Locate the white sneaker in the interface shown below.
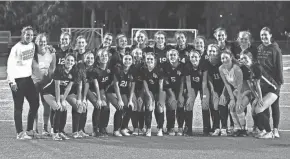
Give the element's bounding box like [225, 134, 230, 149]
[42, 129, 50, 136]
[59, 132, 70, 140]
[220, 129, 227, 136]
[146, 129, 152, 137]
[132, 128, 139, 136]
[51, 128, 54, 135]
[273, 128, 280, 138]
[212, 129, 220, 136]
[17, 131, 32, 140]
[113, 131, 123, 137]
[255, 130, 266, 138]
[121, 129, 131, 136]
[168, 129, 176, 136]
[176, 128, 183, 136]
[73, 132, 82, 139]
[52, 133, 62, 141]
[157, 128, 163, 137]
[79, 130, 90, 137]
[26, 130, 39, 138]
[139, 128, 146, 136]
[259, 132, 274, 139]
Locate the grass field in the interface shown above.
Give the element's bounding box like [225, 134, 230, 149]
[0, 56, 290, 159]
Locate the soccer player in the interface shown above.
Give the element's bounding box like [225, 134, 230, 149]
[219, 49, 249, 137]
[110, 34, 131, 68]
[240, 50, 279, 139]
[106, 54, 136, 137]
[7, 26, 39, 139]
[174, 31, 194, 64]
[235, 31, 257, 61]
[132, 30, 149, 51]
[32, 33, 56, 135]
[55, 32, 74, 67]
[42, 53, 77, 140]
[142, 52, 166, 136]
[163, 49, 185, 136]
[183, 50, 203, 136]
[74, 35, 93, 63]
[257, 27, 283, 138]
[206, 44, 225, 136]
[96, 33, 115, 56]
[87, 48, 112, 137]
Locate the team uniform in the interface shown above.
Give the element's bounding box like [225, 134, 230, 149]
[55, 45, 74, 67]
[146, 44, 173, 69]
[175, 44, 194, 64]
[162, 62, 185, 134]
[109, 47, 131, 69]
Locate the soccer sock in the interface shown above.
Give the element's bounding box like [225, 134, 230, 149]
[145, 110, 152, 129]
[219, 105, 228, 129]
[256, 112, 266, 131]
[53, 110, 61, 133]
[252, 115, 258, 128]
[202, 110, 211, 133]
[271, 98, 280, 129]
[229, 112, 234, 127]
[185, 111, 193, 132]
[177, 107, 185, 128]
[79, 112, 87, 132]
[131, 111, 138, 129]
[60, 110, 67, 133]
[50, 109, 55, 129]
[102, 107, 110, 128]
[114, 110, 123, 131]
[230, 112, 241, 130]
[212, 109, 220, 130]
[121, 108, 131, 130]
[72, 110, 80, 133]
[157, 112, 164, 129]
[92, 108, 101, 132]
[237, 112, 246, 129]
[138, 112, 145, 129]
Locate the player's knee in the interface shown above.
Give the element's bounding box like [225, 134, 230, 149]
[167, 100, 177, 110]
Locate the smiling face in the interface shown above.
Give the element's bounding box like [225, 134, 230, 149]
[215, 30, 227, 43]
[155, 34, 166, 46]
[207, 45, 219, 65]
[175, 33, 186, 46]
[22, 30, 34, 44]
[194, 37, 205, 51]
[60, 33, 70, 47]
[77, 38, 87, 50]
[118, 36, 127, 49]
[103, 34, 113, 47]
[238, 32, 250, 48]
[136, 32, 147, 45]
[189, 51, 200, 67]
[98, 50, 109, 64]
[167, 49, 179, 64]
[84, 53, 95, 66]
[123, 55, 133, 67]
[260, 29, 272, 45]
[65, 55, 75, 70]
[132, 48, 143, 61]
[145, 54, 155, 69]
[240, 53, 253, 67]
[221, 52, 232, 66]
[38, 36, 47, 51]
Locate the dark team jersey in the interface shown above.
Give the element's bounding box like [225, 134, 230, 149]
[107, 65, 135, 94]
[43, 66, 77, 96]
[207, 62, 224, 94]
[233, 45, 258, 61]
[163, 62, 184, 90]
[88, 65, 113, 91]
[183, 62, 203, 91]
[142, 66, 164, 93]
[146, 44, 173, 67]
[175, 44, 194, 64]
[132, 62, 145, 91]
[199, 51, 210, 72]
[74, 49, 93, 64]
[55, 45, 74, 67]
[109, 47, 131, 69]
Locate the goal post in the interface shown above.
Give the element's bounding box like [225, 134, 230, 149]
[61, 28, 103, 50]
[131, 28, 198, 46]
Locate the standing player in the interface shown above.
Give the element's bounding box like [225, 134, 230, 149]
[32, 33, 56, 135]
[42, 53, 77, 140]
[106, 54, 136, 137]
[96, 33, 115, 56]
[142, 52, 166, 136]
[132, 30, 149, 51]
[163, 49, 185, 136]
[235, 31, 257, 61]
[183, 50, 204, 136]
[174, 31, 194, 64]
[7, 26, 39, 139]
[110, 34, 131, 68]
[257, 27, 283, 138]
[74, 35, 93, 63]
[55, 32, 74, 67]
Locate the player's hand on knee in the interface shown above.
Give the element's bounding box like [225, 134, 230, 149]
[76, 99, 82, 107]
[118, 99, 124, 110]
[96, 99, 102, 109]
[228, 99, 235, 109]
[178, 95, 184, 106]
[128, 100, 134, 110]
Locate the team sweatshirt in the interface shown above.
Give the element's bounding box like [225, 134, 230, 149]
[7, 42, 35, 84]
[257, 42, 284, 85]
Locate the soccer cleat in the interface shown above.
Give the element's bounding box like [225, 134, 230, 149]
[239, 129, 248, 137]
[17, 131, 32, 140]
[52, 133, 63, 141]
[146, 128, 152, 137]
[26, 130, 39, 138]
[121, 129, 131, 136]
[251, 127, 259, 136]
[220, 129, 227, 136]
[157, 128, 163, 137]
[232, 130, 241, 137]
[72, 132, 82, 139]
[259, 132, 274, 139]
[212, 129, 221, 136]
[273, 128, 280, 138]
[227, 126, 234, 135]
[100, 128, 109, 137]
[168, 128, 176, 136]
[59, 132, 70, 140]
[176, 128, 183, 136]
[79, 130, 90, 137]
[132, 128, 139, 136]
[113, 131, 123, 137]
[42, 129, 50, 136]
[255, 130, 266, 138]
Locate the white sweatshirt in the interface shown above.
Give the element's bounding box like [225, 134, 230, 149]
[7, 42, 35, 84]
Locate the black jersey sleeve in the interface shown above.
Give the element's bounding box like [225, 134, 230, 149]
[183, 62, 191, 76]
[251, 63, 262, 80]
[53, 66, 63, 80]
[241, 65, 251, 80]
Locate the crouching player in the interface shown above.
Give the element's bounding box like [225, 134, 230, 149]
[163, 49, 185, 136]
[142, 52, 166, 136]
[183, 50, 203, 136]
[42, 53, 78, 140]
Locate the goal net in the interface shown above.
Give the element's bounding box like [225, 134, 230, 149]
[131, 28, 198, 47]
[61, 28, 103, 50]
